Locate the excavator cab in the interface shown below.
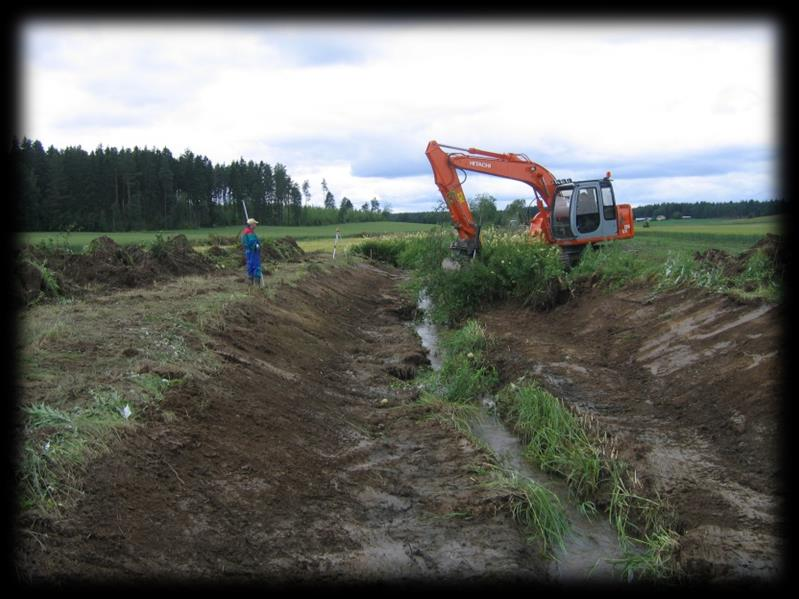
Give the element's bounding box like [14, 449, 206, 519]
[550, 175, 634, 266]
[552, 177, 619, 241]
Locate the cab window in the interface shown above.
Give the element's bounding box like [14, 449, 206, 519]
[601, 184, 616, 220]
[552, 188, 572, 237]
[575, 188, 599, 234]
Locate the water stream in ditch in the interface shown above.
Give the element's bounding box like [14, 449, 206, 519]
[414, 292, 628, 582]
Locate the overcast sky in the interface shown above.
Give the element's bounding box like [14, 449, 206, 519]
[18, 18, 778, 212]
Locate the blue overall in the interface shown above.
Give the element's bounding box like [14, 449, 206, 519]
[241, 226, 262, 281]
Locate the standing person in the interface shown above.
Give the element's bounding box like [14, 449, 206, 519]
[241, 218, 263, 286]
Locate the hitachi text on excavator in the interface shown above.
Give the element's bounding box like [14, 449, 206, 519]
[425, 141, 635, 266]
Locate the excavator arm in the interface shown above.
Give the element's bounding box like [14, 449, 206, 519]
[425, 141, 560, 252]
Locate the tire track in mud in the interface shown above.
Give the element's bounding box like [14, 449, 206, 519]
[17, 263, 547, 586]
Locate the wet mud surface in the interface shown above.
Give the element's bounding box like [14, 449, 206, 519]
[478, 283, 785, 583]
[15, 263, 548, 587]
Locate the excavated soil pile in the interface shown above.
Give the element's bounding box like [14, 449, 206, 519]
[14, 235, 214, 304]
[16, 263, 547, 586]
[260, 236, 305, 262]
[13, 235, 305, 306]
[479, 280, 784, 583]
[693, 233, 786, 283]
[205, 236, 304, 265]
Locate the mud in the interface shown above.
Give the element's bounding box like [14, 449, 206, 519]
[478, 282, 785, 583]
[414, 293, 628, 581]
[15, 262, 549, 587]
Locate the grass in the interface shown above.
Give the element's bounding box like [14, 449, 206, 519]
[412, 319, 571, 558]
[19, 392, 134, 514]
[352, 227, 566, 326]
[412, 311, 681, 578]
[495, 377, 681, 580]
[16, 255, 364, 516]
[19, 221, 437, 253]
[570, 235, 782, 303]
[496, 381, 602, 502]
[481, 463, 571, 557]
[348, 216, 784, 306]
[431, 319, 499, 403]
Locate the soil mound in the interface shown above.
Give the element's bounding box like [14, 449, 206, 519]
[14, 235, 215, 305]
[261, 236, 304, 262]
[150, 234, 213, 276]
[693, 233, 785, 280]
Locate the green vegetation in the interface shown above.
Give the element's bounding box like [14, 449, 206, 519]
[409, 311, 681, 576]
[413, 318, 571, 558]
[12, 137, 394, 232]
[23, 257, 62, 302]
[435, 320, 499, 403]
[388, 198, 784, 227]
[353, 216, 782, 322]
[496, 381, 602, 502]
[496, 379, 680, 579]
[16, 259, 333, 516]
[352, 228, 565, 325]
[20, 389, 137, 514]
[572, 234, 782, 303]
[482, 463, 571, 557]
[20, 221, 436, 254]
[631, 215, 782, 258]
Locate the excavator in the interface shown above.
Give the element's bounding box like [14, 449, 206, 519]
[425, 141, 634, 266]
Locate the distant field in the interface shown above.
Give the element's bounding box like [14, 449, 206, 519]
[629, 215, 783, 257]
[18, 221, 438, 253]
[18, 216, 783, 258]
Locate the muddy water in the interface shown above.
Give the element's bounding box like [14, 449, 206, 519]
[414, 293, 628, 582]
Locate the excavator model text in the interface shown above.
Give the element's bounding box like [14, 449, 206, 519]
[425, 141, 634, 265]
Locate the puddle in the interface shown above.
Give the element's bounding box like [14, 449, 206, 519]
[414, 292, 628, 582]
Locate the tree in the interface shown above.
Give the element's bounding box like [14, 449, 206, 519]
[503, 198, 529, 226]
[338, 196, 353, 222]
[470, 193, 498, 225]
[324, 191, 336, 210]
[370, 197, 380, 213]
[321, 179, 334, 209]
[301, 179, 311, 205]
[290, 182, 303, 225]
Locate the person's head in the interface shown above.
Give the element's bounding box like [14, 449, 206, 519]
[247, 218, 259, 228]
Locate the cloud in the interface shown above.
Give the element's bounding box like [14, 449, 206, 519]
[18, 20, 777, 211]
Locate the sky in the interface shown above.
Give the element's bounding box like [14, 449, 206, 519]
[17, 18, 779, 213]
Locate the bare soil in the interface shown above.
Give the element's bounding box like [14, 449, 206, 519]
[13, 237, 787, 587]
[14, 260, 546, 587]
[479, 282, 785, 583]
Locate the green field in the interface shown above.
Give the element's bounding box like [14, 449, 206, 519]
[628, 215, 782, 257]
[18, 215, 783, 259]
[18, 221, 438, 254]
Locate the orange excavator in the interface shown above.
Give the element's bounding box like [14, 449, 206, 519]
[425, 141, 634, 265]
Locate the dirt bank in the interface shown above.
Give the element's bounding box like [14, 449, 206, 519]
[478, 283, 785, 583]
[15, 261, 547, 586]
[13, 234, 306, 306]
